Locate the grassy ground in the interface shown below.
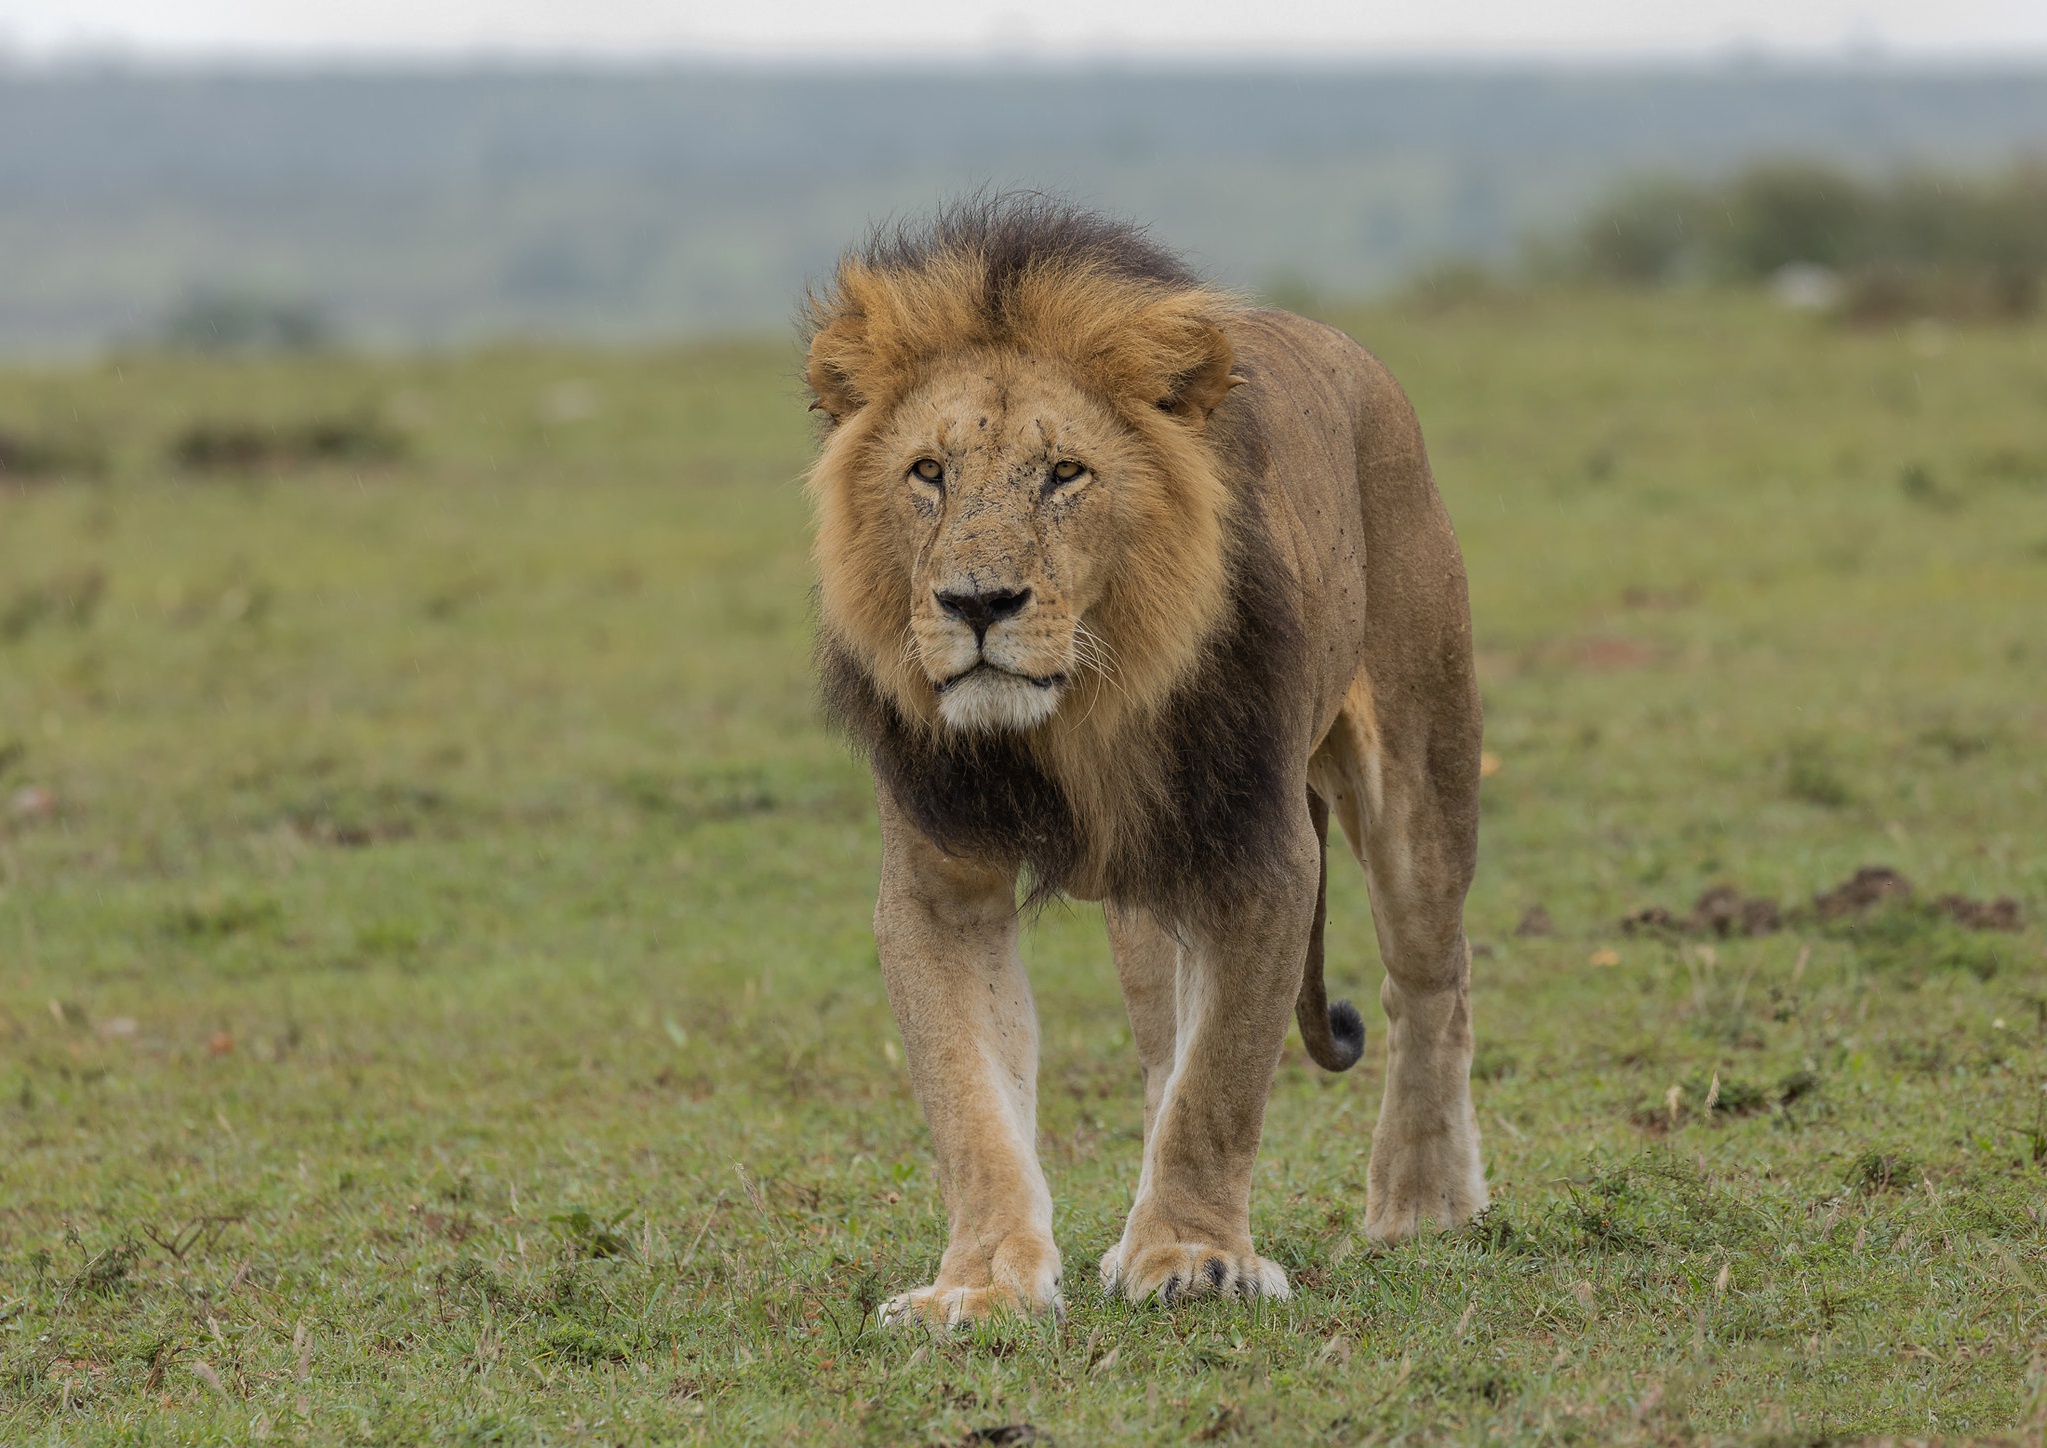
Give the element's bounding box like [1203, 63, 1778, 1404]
[2, 293, 2044, 1446]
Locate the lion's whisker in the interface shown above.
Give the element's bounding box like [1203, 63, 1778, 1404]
[1072, 621, 1116, 674]
[1072, 623, 1124, 697]
[1065, 621, 1126, 732]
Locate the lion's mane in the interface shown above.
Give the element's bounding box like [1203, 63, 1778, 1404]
[807, 196, 1308, 922]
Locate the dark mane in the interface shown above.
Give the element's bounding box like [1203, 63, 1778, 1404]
[819, 646, 1082, 910]
[819, 405, 1306, 927]
[1115, 429, 1306, 917]
[850, 192, 1202, 303]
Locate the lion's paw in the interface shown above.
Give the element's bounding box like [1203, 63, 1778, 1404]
[1364, 1130, 1488, 1244]
[875, 1235, 1062, 1328]
[877, 1282, 1064, 1328]
[1098, 1237, 1289, 1306]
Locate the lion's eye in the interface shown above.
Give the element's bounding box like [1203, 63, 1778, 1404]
[1049, 459, 1086, 486]
[911, 458, 944, 485]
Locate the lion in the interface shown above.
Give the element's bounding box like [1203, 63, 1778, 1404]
[805, 197, 1486, 1325]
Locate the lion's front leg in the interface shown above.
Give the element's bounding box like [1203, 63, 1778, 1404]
[871, 794, 1060, 1327]
[1099, 825, 1319, 1306]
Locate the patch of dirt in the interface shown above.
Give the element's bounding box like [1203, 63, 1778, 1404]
[1620, 584, 1699, 612]
[1846, 1151, 1917, 1193]
[935, 1427, 1041, 1448]
[1623, 867, 2023, 938]
[408, 1205, 479, 1243]
[1572, 637, 1659, 671]
[1690, 884, 1783, 937]
[1816, 867, 2026, 932]
[1630, 1069, 1822, 1134]
[1814, 865, 1914, 919]
[1619, 905, 1676, 935]
[170, 413, 405, 473]
[1934, 893, 2023, 932]
[1622, 884, 1781, 938]
[1513, 905, 1553, 938]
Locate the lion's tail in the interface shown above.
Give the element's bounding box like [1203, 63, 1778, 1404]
[1297, 789, 1365, 1072]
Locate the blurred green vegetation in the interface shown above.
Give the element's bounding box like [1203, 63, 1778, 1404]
[0, 294, 2044, 1443]
[1548, 157, 2047, 321]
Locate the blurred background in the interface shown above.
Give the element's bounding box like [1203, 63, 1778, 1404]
[2, 1, 2046, 353]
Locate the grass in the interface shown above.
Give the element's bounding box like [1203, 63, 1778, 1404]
[1, 293, 2044, 1445]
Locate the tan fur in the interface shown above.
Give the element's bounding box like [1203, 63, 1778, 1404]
[808, 220, 1487, 1325]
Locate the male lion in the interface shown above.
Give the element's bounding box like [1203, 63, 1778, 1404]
[806, 198, 1485, 1325]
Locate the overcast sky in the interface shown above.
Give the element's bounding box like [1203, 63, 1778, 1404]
[4, 0, 2046, 62]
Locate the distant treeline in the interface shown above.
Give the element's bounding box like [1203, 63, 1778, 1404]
[1553, 159, 2047, 317]
[5, 66, 2047, 352]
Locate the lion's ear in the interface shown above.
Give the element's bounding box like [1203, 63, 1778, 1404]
[1154, 321, 1242, 430]
[804, 310, 869, 424]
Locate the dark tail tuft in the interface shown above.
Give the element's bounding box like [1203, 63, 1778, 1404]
[1322, 1000, 1366, 1071]
[1297, 991, 1365, 1072]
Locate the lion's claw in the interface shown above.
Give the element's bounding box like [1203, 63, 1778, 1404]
[1099, 1239, 1289, 1305]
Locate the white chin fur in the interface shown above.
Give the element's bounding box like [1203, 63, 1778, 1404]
[936, 671, 1064, 733]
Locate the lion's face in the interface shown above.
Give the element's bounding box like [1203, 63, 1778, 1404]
[876, 351, 1146, 732]
[808, 251, 1243, 748]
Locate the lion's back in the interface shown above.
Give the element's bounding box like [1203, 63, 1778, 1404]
[1228, 308, 1431, 507]
[1219, 308, 1462, 726]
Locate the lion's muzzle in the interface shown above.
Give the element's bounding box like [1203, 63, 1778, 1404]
[933, 664, 1067, 732]
[922, 584, 1071, 733]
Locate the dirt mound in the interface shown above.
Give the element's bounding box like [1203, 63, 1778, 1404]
[1813, 866, 2023, 931]
[1813, 865, 1913, 919]
[1934, 893, 2023, 932]
[1620, 867, 2023, 938]
[1622, 884, 1782, 938]
[1513, 905, 1553, 937]
[1690, 884, 1783, 937]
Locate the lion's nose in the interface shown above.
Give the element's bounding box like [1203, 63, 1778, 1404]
[935, 587, 1031, 642]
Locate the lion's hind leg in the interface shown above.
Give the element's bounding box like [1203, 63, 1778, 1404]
[1311, 668, 1488, 1243]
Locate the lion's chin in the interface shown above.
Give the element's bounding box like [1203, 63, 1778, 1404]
[934, 667, 1065, 734]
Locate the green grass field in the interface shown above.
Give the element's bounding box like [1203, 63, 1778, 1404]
[2, 293, 2044, 1446]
